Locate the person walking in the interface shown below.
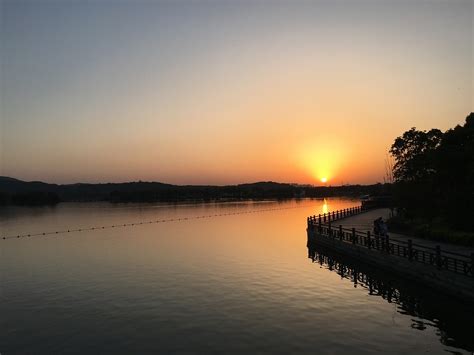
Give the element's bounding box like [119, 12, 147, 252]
[373, 217, 382, 235]
[380, 219, 388, 237]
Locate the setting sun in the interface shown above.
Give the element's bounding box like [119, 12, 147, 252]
[1, 1, 472, 353]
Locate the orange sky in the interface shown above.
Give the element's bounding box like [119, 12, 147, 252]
[1, 1, 472, 185]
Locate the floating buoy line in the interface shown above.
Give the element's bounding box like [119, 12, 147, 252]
[2, 203, 318, 240]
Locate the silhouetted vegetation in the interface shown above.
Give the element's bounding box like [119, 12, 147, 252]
[0, 176, 390, 206]
[389, 112, 474, 244]
[11, 191, 60, 206]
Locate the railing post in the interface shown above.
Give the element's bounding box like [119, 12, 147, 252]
[318, 214, 322, 232]
[323, 214, 326, 223]
[385, 235, 390, 253]
[367, 231, 371, 249]
[436, 245, 441, 269]
[408, 239, 413, 261]
[339, 225, 342, 240]
[352, 228, 356, 244]
[336, 210, 339, 219]
[332, 211, 335, 221]
[471, 253, 474, 277]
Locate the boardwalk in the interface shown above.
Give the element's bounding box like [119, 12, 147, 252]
[336, 208, 474, 255]
[307, 207, 474, 300]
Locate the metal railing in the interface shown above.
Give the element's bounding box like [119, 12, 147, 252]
[307, 207, 474, 278]
[307, 206, 364, 226]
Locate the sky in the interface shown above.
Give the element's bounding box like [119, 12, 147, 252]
[1, 0, 472, 185]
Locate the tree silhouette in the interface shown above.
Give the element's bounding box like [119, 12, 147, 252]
[390, 127, 443, 182]
[390, 113, 474, 232]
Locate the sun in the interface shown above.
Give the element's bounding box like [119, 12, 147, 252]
[321, 177, 328, 183]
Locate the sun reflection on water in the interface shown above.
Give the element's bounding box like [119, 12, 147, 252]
[322, 198, 329, 214]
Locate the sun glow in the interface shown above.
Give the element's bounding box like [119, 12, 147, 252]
[295, 139, 347, 185]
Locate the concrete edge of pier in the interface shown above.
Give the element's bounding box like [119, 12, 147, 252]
[307, 207, 474, 301]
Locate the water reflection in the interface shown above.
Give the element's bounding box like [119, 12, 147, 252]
[307, 238, 474, 353]
[2, 199, 468, 354]
[322, 198, 329, 214]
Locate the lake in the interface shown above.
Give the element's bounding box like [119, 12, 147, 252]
[1, 198, 472, 354]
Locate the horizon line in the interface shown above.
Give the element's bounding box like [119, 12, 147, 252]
[0, 175, 387, 188]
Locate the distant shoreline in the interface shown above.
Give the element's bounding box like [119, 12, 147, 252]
[0, 176, 391, 206]
[0, 197, 362, 210]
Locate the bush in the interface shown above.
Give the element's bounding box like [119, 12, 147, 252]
[387, 215, 474, 247]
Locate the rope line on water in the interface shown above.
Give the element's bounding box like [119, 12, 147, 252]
[2, 203, 319, 240]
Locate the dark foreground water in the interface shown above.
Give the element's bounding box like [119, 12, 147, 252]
[1, 199, 473, 354]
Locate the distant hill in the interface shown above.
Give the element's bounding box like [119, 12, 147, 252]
[0, 177, 391, 205]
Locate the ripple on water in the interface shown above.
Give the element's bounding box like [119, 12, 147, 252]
[1, 200, 472, 354]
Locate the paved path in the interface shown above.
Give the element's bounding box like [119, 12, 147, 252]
[335, 208, 474, 255]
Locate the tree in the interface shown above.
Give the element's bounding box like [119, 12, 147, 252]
[383, 153, 394, 184]
[390, 128, 443, 182]
[433, 113, 474, 228]
[389, 113, 474, 230]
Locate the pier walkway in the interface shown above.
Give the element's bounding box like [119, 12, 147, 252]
[307, 206, 474, 300]
[337, 208, 474, 255]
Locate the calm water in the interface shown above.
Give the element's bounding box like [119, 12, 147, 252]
[1, 198, 473, 354]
